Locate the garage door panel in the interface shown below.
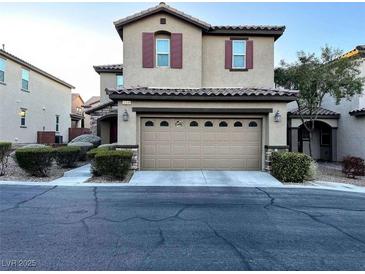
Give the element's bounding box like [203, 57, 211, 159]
[141, 118, 261, 170]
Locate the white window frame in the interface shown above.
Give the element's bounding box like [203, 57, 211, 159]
[0, 57, 5, 83]
[21, 68, 30, 91]
[156, 38, 170, 68]
[116, 74, 124, 88]
[55, 115, 60, 132]
[232, 40, 246, 69]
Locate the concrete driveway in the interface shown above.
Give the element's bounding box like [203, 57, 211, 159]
[129, 170, 282, 187]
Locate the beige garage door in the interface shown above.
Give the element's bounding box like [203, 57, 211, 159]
[141, 118, 262, 170]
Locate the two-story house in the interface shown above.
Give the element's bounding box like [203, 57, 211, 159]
[90, 2, 297, 171]
[0, 49, 74, 144]
[287, 45, 365, 162]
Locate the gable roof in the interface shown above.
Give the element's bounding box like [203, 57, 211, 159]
[114, 2, 211, 33]
[93, 64, 123, 74]
[107, 87, 298, 102]
[114, 2, 285, 40]
[0, 49, 74, 89]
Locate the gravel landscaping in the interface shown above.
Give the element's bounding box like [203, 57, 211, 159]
[0, 155, 87, 182]
[316, 161, 365, 186]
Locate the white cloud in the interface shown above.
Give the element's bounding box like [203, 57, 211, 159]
[0, 11, 122, 100]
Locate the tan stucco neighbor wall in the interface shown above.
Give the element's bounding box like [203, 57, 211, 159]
[123, 13, 203, 88]
[99, 72, 117, 104]
[117, 100, 288, 170]
[202, 36, 275, 88]
[0, 57, 71, 144]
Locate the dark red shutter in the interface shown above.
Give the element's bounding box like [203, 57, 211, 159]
[142, 32, 154, 68]
[171, 33, 183, 69]
[246, 40, 253, 69]
[225, 40, 232, 69]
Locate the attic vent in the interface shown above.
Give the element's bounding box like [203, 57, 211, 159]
[160, 18, 166, 24]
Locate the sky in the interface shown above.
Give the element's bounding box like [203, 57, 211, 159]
[0, 2, 364, 100]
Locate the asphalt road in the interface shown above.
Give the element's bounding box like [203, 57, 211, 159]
[0, 185, 365, 271]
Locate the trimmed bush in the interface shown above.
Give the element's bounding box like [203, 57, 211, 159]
[15, 147, 55, 177]
[67, 141, 93, 161]
[87, 147, 112, 160]
[342, 156, 365, 178]
[18, 144, 48, 149]
[93, 150, 133, 179]
[0, 142, 12, 176]
[272, 152, 312, 183]
[69, 134, 101, 147]
[55, 146, 81, 168]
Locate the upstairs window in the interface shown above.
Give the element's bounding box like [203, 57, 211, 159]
[232, 40, 246, 69]
[116, 74, 123, 89]
[21, 68, 29, 91]
[156, 39, 170, 67]
[0, 58, 5, 82]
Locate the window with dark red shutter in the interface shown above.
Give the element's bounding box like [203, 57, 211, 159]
[225, 40, 232, 69]
[142, 32, 154, 68]
[246, 40, 254, 69]
[171, 33, 183, 69]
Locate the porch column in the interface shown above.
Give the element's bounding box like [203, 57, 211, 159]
[290, 127, 299, 152]
[331, 128, 338, 162]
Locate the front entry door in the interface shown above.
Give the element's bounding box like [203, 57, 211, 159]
[109, 118, 118, 143]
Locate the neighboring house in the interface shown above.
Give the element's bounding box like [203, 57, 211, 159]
[85, 65, 123, 144]
[288, 45, 365, 161]
[92, 2, 297, 171]
[71, 93, 86, 128]
[0, 49, 74, 144]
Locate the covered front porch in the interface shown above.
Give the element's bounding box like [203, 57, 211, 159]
[288, 107, 340, 161]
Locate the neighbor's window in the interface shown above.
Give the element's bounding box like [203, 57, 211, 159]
[20, 108, 27, 127]
[156, 39, 170, 67]
[56, 115, 60, 132]
[116, 74, 124, 88]
[21, 68, 29, 91]
[321, 128, 331, 146]
[232, 40, 246, 69]
[0, 58, 5, 82]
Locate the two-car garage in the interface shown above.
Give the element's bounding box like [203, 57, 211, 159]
[140, 117, 262, 170]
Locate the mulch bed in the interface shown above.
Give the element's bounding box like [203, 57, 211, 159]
[86, 170, 134, 184]
[0, 155, 87, 182]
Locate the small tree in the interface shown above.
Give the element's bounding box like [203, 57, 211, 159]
[275, 45, 364, 156]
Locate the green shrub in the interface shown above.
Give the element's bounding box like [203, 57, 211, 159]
[93, 150, 133, 179]
[272, 152, 312, 183]
[55, 146, 81, 168]
[15, 147, 55, 177]
[87, 146, 112, 160]
[0, 142, 12, 176]
[305, 160, 318, 181]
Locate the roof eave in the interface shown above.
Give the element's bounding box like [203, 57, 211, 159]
[205, 29, 285, 40]
[0, 50, 75, 89]
[109, 93, 297, 102]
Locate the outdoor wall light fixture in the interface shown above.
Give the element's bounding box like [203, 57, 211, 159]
[122, 109, 129, 121]
[274, 110, 282, 122]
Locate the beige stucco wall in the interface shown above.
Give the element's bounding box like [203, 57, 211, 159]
[202, 36, 275, 88]
[123, 13, 203, 88]
[0, 57, 71, 143]
[99, 72, 117, 103]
